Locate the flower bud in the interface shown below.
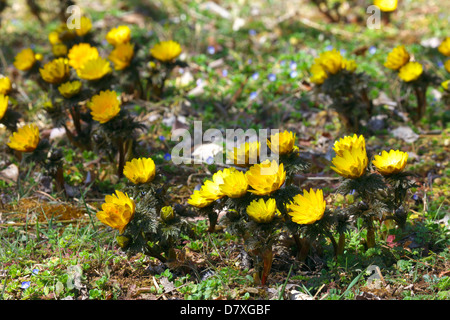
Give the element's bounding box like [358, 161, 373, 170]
[160, 206, 174, 222]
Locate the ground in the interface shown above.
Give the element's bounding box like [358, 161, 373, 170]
[0, 0, 449, 300]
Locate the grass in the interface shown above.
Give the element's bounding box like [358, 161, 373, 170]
[0, 0, 449, 300]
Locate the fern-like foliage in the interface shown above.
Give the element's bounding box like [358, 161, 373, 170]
[119, 181, 191, 261]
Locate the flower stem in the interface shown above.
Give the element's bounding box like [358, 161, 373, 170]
[117, 137, 125, 179]
[414, 86, 427, 122]
[366, 218, 376, 249]
[207, 210, 218, 233]
[261, 247, 273, 286]
[298, 237, 310, 262]
[337, 232, 346, 256]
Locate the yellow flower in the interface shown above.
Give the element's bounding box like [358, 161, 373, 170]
[219, 169, 248, 198]
[316, 49, 344, 75]
[76, 57, 112, 81]
[39, 58, 70, 84]
[7, 124, 40, 152]
[246, 198, 280, 223]
[331, 146, 368, 179]
[123, 157, 156, 184]
[442, 80, 449, 90]
[0, 76, 12, 95]
[333, 134, 366, 157]
[384, 45, 410, 70]
[398, 61, 423, 82]
[374, 0, 398, 12]
[438, 37, 450, 57]
[268, 130, 296, 155]
[150, 40, 182, 63]
[68, 43, 99, 70]
[246, 160, 286, 196]
[51, 43, 68, 57]
[288, 189, 326, 225]
[106, 25, 131, 46]
[88, 90, 121, 123]
[228, 141, 260, 167]
[0, 94, 8, 120]
[199, 168, 236, 201]
[309, 63, 328, 85]
[58, 80, 82, 98]
[342, 59, 357, 72]
[108, 42, 134, 70]
[96, 190, 135, 233]
[444, 59, 450, 73]
[372, 149, 408, 175]
[76, 16, 92, 37]
[48, 31, 61, 45]
[188, 190, 214, 208]
[13, 48, 41, 71]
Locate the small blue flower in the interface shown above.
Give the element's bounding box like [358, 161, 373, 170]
[350, 189, 356, 195]
[252, 72, 259, 80]
[222, 69, 228, 77]
[159, 135, 165, 141]
[248, 29, 257, 36]
[206, 156, 214, 164]
[290, 70, 298, 78]
[247, 58, 252, 64]
[21, 281, 31, 289]
[32, 269, 39, 275]
[249, 91, 258, 100]
[325, 45, 334, 51]
[207, 46, 215, 55]
[437, 61, 444, 68]
[290, 61, 297, 70]
[164, 153, 172, 161]
[412, 194, 419, 201]
[340, 49, 347, 55]
[280, 60, 286, 66]
[196, 78, 203, 86]
[369, 46, 377, 55]
[268, 73, 276, 82]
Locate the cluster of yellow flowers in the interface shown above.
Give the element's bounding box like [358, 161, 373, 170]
[330, 133, 408, 179]
[13, 16, 183, 102]
[1, 71, 42, 154]
[96, 157, 156, 233]
[6, 16, 186, 161]
[309, 49, 357, 85]
[384, 45, 423, 82]
[188, 130, 326, 226]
